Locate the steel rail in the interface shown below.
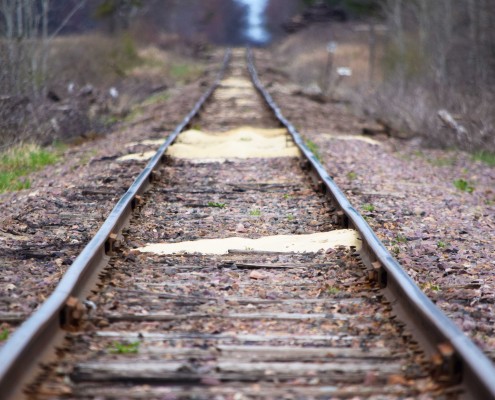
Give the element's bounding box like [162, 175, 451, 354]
[0, 49, 232, 400]
[246, 48, 495, 400]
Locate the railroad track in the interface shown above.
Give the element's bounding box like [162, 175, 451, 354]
[1, 48, 494, 399]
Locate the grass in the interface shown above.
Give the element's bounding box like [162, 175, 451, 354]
[207, 202, 226, 208]
[394, 234, 408, 244]
[472, 151, 495, 167]
[142, 91, 170, 106]
[304, 139, 322, 162]
[283, 194, 293, 200]
[170, 63, 203, 83]
[421, 282, 441, 292]
[0, 144, 60, 193]
[287, 213, 295, 221]
[124, 107, 144, 123]
[347, 171, 357, 180]
[110, 341, 140, 354]
[437, 241, 447, 248]
[453, 179, 475, 193]
[250, 209, 262, 216]
[362, 203, 375, 212]
[0, 328, 9, 341]
[327, 286, 340, 295]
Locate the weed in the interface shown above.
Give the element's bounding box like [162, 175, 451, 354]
[394, 234, 407, 244]
[245, 246, 254, 251]
[0, 144, 59, 193]
[287, 213, 295, 221]
[124, 107, 144, 123]
[102, 114, 120, 126]
[250, 209, 261, 216]
[0, 328, 9, 341]
[472, 151, 495, 167]
[327, 286, 340, 295]
[453, 179, 474, 193]
[110, 341, 140, 354]
[437, 241, 447, 248]
[143, 91, 170, 106]
[392, 246, 400, 256]
[362, 203, 375, 212]
[347, 171, 357, 180]
[304, 139, 322, 162]
[421, 282, 441, 292]
[207, 202, 226, 208]
[283, 194, 293, 200]
[170, 63, 203, 83]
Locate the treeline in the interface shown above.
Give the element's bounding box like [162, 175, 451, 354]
[375, 0, 495, 150]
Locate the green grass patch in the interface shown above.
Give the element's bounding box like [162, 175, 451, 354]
[362, 203, 375, 212]
[207, 201, 226, 208]
[0, 328, 9, 341]
[437, 241, 447, 248]
[453, 179, 475, 193]
[124, 107, 144, 123]
[142, 91, 170, 106]
[170, 63, 203, 83]
[0, 144, 60, 193]
[304, 139, 322, 162]
[250, 209, 261, 216]
[110, 341, 140, 354]
[287, 213, 295, 221]
[347, 171, 357, 180]
[472, 151, 495, 167]
[326, 286, 340, 295]
[394, 234, 408, 244]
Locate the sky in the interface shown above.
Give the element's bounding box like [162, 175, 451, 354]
[234, 0, 271, 44]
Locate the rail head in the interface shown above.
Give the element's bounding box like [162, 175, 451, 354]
[0, 48, 232, 400]
[246, 47, 495, 400]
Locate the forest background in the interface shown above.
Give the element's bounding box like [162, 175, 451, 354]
[0, 0, 494, 154]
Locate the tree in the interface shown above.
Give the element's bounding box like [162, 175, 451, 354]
[94, 0, 142, 33]
[0, 0, 87, 96]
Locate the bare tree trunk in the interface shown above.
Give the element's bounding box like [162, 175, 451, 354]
[368, 21, 376, 83]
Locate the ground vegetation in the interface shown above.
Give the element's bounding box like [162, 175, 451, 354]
[278, 0, 495, 153]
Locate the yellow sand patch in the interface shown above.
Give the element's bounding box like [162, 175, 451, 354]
[167, 127, 300, 160]
[220, 77, 253, 88]
[322, 134, 382, 146]
[125, 139, 164, 148]
[117, 151, 156, 162]
[136, 230, 361, 256]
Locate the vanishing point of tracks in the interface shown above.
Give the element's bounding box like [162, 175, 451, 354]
[1, 49, 495, 399]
